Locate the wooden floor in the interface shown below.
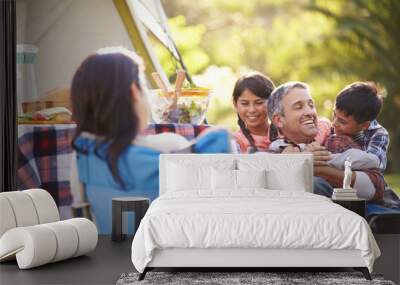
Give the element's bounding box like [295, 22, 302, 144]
[0, 235, 133, 285]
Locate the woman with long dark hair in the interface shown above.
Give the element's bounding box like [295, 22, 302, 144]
[71, 47, 232, 233]
[232, 72, 275, 153]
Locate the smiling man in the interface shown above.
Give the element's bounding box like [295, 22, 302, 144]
[267, 81, 331, 154]
[267, 81, 388, 201]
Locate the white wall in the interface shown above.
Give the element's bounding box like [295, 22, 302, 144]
[16, 0, 27, 43]
[18, 0, 133, 98]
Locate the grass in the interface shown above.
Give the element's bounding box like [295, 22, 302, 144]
[385, 173, 400, 196]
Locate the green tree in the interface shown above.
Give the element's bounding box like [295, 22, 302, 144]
[161, 0, 399, 172]
[306, 0, 400, 172]
[150, 15, 209, 81]
[163, 0, 345, 124]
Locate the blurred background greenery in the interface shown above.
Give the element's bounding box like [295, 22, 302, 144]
[154, 0, 399, 187]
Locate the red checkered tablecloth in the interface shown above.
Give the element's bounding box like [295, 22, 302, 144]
[17, 124, 76, 207]
[17, 123, 209, 207]
[142, 123, 208, 139]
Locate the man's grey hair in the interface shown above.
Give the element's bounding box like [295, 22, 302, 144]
[267, 81, 310, 120]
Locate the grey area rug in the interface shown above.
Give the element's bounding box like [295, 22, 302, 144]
[117, 271, 395, 285]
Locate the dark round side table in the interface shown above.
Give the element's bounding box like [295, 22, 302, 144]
[332, 198, 366, 218]
[112, 197, 150, 242]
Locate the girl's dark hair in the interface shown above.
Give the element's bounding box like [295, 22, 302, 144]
[232, 72, 275, 151]
[71, 48, 144, 187]
[268, 123, 279, 143]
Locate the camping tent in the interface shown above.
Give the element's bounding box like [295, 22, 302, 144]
[16, 0, 181, 104]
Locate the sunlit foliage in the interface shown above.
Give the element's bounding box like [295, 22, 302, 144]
[157, 0, 399, 171]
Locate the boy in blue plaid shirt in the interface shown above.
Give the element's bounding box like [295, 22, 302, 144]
[332, 82, 389, 172]
[317, 82, 389, 200]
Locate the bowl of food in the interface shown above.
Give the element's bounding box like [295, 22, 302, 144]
[148, 87, 210, 124]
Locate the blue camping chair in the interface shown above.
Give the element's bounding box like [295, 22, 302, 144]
[74, 126, 232, 234]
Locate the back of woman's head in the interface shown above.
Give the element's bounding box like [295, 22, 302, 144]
[71, 47, 145, 187]
[232, 72, 275, 152]
[71, 47, 144, 139]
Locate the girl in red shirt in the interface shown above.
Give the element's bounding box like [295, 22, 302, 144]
[232, 73, 275, 153]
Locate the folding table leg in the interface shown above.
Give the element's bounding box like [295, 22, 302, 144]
[112, 201, 124, 241]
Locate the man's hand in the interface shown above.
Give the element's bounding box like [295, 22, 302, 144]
[304, 142, 331, 166]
